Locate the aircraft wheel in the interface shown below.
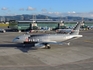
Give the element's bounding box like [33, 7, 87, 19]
[23, 42, 26, 48]
[23, 44, 26, 48]
[23, 43, 25, 46]
[45, 46, 51, 49]
[47, 46, 51, 49]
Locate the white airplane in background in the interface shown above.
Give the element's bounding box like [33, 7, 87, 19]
[56, 29, 72, 34]
[56, 25, 75, 34]
[13, 22, 83, 49]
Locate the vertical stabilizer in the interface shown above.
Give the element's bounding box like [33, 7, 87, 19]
[69, 22, 81, 35]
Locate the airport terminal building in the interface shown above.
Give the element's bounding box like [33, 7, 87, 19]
[8, 20, 93, 31]
[8, 20, 68, 31]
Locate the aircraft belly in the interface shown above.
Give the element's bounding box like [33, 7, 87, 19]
[49, 36, 67, 42]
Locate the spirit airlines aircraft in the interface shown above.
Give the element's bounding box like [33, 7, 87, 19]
[13, 22, 83, 49]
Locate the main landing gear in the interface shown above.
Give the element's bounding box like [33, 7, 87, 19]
[23, 43, 26, 48]
[45, 44, 51, 49]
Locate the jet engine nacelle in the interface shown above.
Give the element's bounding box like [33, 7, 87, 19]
[35, 43, 45, 48]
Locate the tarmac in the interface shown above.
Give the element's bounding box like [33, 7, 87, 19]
[0, 29, 93, 70]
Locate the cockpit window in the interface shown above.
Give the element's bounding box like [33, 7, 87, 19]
[16, 37, 20, 39]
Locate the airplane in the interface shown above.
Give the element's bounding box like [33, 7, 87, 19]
[56, 29, 72, 34]
[13, 22, 83, 49]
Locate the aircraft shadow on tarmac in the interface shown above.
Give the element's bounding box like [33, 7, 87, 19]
[5, 29, 18, 32]
[0, 44, 37, 53]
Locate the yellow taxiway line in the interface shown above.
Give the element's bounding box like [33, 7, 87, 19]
[84, 40, 93, 44]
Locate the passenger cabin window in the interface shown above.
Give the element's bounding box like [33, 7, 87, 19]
[30, 34, 46, 37]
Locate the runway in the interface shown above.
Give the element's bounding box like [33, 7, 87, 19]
[0, 30, 93, 70]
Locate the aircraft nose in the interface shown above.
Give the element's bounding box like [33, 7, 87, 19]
[12, 38, 17, 43]
[12, 37, 20, 43]
[12, 36, 25, 43]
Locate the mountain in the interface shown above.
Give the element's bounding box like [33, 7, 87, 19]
[0, 14, 93, 22]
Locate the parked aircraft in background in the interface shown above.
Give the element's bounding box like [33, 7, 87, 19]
[56, 29, 72, 34]
[0, 28, 6, 33]
[13, 22, 83, 49]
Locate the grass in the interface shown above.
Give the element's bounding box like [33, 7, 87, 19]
[0, 24, 9, 27]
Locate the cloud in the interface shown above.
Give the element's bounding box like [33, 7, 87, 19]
[72, 11, 76, 13]
[41, 11, 93, 18]
[3, 12, 17, 16]
[19, 8, 24, 11]
[47, 12, 61, 15]
[27, 6, 36, 11]
[54, 12, 62, 15]
[48, 12, 53, 14]
[47, 12, 62, 16]
[68, 11, 76, 14]
[90, 14, 93, 17]
[65, 12, 93, 18]
[1, 7, 8, 10]
[41, 9, 47, 12]
[41, 12, 62, 17]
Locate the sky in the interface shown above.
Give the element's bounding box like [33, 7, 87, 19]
[0, 0, 93, 18]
